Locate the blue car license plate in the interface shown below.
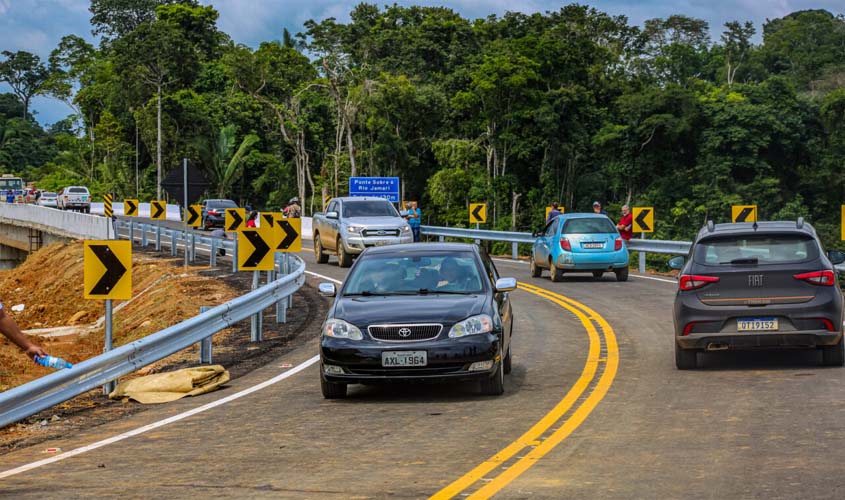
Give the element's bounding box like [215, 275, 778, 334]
[582, 242, 603, 249]
[737, 317, 778, 332]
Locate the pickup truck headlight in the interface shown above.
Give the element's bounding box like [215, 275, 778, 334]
[347, 225, 364, 234]
[448, 314, 493, 338]
[402, 225, 411, 233]
[323, 318, 363, 340]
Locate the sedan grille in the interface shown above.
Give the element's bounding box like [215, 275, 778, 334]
[362, 229, 400, 237]
[368, 324, 443, 342]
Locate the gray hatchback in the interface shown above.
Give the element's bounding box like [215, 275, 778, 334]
[670, 219, 845, 369]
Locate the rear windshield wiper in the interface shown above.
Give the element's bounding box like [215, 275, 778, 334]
[722, 257, 759, 265]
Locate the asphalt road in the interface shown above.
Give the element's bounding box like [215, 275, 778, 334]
[2, 235, 845, 499]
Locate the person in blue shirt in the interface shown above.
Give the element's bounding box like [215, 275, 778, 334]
[405, 201, 421, 242]
[547, 202, 562, 222]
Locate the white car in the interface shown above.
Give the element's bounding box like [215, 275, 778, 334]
[38, 191, 58, 208]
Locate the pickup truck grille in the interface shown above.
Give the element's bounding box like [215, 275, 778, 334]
[362, 229, 400, 237]
[368, 324, 443, 342]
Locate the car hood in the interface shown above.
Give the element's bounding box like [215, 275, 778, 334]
[333, 294, 485, 327]
[343, 216, 407, 227]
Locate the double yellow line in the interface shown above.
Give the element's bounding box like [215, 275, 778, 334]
[429, 282, 619, 499]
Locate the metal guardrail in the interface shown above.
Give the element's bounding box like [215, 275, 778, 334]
[421, 225, 691, 271]
[0, 228, 305, 429]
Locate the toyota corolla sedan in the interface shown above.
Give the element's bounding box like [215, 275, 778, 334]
[318, 242, 516, 398]
[670, 219, 845, 369]
[530, 213, 629, 281]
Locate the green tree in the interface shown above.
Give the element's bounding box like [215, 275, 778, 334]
[0, 51, 50, 120]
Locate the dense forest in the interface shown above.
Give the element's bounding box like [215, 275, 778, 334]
[1, 1, 845, 246]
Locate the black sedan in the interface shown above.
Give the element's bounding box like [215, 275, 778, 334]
[201, 198, 238, 230]
[318, 243, 516, 398]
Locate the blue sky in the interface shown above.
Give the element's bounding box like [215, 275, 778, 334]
[1, 0, 842, 126]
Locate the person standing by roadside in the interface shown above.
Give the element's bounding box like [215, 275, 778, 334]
[245, 210, 258, 228]
[547, 202, 562, 222]
[405, 201, 421, 242]
[0, 300, 46, 361]
[617, 204, 633, 240]
[592, 201, 607, 216]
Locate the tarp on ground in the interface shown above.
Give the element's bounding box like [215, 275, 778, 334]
[109, 365, 230, 404]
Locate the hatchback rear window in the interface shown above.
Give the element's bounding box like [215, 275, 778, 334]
[694, 234, 818, 265]
[562, 218, 617, 234]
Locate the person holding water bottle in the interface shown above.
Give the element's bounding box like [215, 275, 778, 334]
[0, 299, 47, 361]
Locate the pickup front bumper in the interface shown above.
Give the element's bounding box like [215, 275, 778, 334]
[343, 234, 413, 254]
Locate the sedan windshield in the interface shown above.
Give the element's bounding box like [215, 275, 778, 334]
[344, 253, 483, 295]
[562, 217, 617, 234]
[343, 200, 398, 218]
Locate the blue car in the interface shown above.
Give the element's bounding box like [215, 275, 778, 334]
[530, 213, 629, 282]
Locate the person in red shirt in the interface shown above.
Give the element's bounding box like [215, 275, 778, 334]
[245, 210, 258, 228]
[617, 204, 633, 240]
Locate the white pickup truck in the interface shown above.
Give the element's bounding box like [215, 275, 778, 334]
[57, 186, 91, 213]
[312, 197, 413, 267]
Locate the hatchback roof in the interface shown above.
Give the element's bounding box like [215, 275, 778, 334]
[696, 221, 817, 240]
[554, 212, 612, 220]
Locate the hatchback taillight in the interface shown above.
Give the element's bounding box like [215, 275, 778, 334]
[208, 209, 219, 216]
[793, 270, 835, 286]
[559, 238, 571, 252]
[679, 275, 720, 291]
[614, 238, 623, 251]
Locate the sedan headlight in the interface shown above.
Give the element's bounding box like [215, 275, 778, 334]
[448, 314, 493, 338]
[402, 225, 411, 233]
[323, 318, 363, 340]
[347, 225, 364, 234]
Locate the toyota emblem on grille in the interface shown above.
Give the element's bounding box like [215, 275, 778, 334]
[398, 327, 412, 338]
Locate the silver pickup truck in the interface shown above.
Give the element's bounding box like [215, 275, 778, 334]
[312, 197, 413, 267]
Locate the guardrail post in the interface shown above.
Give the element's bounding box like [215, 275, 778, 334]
[512, 242, 518, 260]
[250, 270, 262, 342]
[155, 224, 161, 251]
[210, 238, 217, 267]
[141, 223, 148, 247]
[199, 306, 212, 364]
[170, 230, 177, 256]
[129, 220, 134, 245]
[439, 235, 444, 242]
[638, 231, 646, 273]
[284, 253, 293, 308]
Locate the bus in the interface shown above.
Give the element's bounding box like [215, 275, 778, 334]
[1, 174, 24, 202]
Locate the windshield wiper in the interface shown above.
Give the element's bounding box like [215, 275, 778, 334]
[722, 257, 759, 265]
[416, 288, 473, 295]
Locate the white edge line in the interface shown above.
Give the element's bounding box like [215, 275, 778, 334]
[305, 270, 343, 285]
[629, 274, 676, 284]
[0, 354, 321, 479]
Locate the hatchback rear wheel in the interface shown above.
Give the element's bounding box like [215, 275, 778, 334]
[821, 337, 845, 366]
[675, 343, 697, 369]
[550, 261, 563, 282]
[614, 266, 629, 282]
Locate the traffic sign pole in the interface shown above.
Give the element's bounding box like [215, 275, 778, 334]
[232, 237, 238, 273]
[103, 299, 115, 396]
[250, 270, 262, 342]
[183, 158, 188, 268]
[639, 232, 646, 273]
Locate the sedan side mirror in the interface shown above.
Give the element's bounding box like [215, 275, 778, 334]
[318, 283, 337, 297]
[495, 277, 518, 292]
[325, 211, 339, 220]
[827, 250, 845, 265]
[668, 256, 685, 270]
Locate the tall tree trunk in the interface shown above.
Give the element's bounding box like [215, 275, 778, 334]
[345, 119, 357, 178]
[511, 192, 521, 231]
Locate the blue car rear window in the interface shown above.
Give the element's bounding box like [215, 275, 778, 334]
[562, 218, 617, 234]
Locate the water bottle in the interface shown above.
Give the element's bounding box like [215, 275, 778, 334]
[35, 355, 73, 369]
